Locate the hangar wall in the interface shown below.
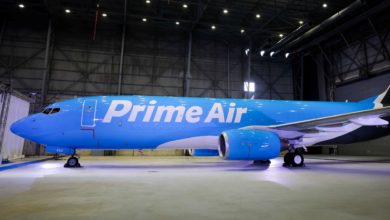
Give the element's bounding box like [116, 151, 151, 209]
[0, 18, 293, 156]
[335, 73, 390, 156]
[331, 26, 390, 156]
[0, 20, 293, 107]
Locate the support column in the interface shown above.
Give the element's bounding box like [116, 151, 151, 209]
[299, 54, 304, 100]
[316, 53, 327, 101]
[246, 40, 252, 99]
[184, 32, 192, 97]
[227, 44, 231, 98]
[0, 18, 6, 46]
[117, 0, 127, 95]
[40, 19, 52, 108]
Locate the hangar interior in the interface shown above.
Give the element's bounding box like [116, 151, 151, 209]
[1, 0, 389, 158]
[0, 0, 390, 219]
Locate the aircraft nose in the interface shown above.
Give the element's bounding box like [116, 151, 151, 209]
[10, 119, 25, 136]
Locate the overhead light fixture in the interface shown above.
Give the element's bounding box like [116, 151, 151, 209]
[270, 51, 275, 57]
[142, 18, 147, 22]
[260, 50, 265, 56]
[245, 48, 250, 55]
[65, 9, 71, 14]
[322, 3, 327, 8]
[244, 82, 255, 93]
[102, 13, 107, 17]
[279, 33, 284, 38]
[223, 9, 229, 14]
[255, 14, 261, 19]
[285, 53, 290, 58]
[240, 29, 245, 34]
[183, 4, 188, 8]
[175, 21, 180, 25]
[211, 25, 216, 30]
[299, 20, 303, 25]
[18, 3, 25, 8]
[146, 0, 151, 4]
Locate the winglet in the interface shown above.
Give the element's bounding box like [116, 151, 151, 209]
[374, 85, 390, 108]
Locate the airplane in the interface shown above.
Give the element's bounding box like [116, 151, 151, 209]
[10, 85, 390, 168]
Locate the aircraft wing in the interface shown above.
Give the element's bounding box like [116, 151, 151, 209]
[242, 106, 390, 140]
[270, 106, 390, 131]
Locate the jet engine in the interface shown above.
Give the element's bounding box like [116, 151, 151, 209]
[218, 130, 281, 160]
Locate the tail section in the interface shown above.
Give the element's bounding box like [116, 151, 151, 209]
[374, 85, 390, 108]
[358, 86, 390, 108]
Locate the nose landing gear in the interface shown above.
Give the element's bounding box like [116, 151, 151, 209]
[64, 155, 81, 168]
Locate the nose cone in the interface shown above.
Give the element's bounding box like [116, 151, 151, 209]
[10, 119, 25, 136]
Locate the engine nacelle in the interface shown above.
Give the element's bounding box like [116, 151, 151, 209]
[218, 130, 281, 160]
[45, 146, 75, 155]
[188, 149, 219, 157]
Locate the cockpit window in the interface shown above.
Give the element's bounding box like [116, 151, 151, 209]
[42, 108, 51, 114]
[42, 108, 61, 115]
[51, 108, 60, 114]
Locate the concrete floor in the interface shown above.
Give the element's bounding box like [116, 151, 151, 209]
[1, 156, 390, 220]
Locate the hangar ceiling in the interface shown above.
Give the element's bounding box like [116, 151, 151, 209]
[0, 0, 357, 46]
[0, 0, 389, 110]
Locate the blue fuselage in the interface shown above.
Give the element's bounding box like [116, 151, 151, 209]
[10, 96, 379, 150]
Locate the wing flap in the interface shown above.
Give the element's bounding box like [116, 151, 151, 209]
[350, 117, 388, 126]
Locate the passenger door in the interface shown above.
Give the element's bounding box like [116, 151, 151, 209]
[81, 99, 97, 129]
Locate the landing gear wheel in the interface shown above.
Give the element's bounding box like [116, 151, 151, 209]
[283, 152, 304, 167]
[291, 153, 304, 167]
[283, 153, 293, 165]
[64, 156, 81, 168]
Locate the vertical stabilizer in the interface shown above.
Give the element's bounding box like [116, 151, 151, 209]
[374, 85, 390, 108]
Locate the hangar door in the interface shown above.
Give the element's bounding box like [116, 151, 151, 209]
[0, 92, 30, 164]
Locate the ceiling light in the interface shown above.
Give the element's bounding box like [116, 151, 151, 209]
[299, 20, 303, 25]
[102, 13, 107, 17]
[285, 53, 290, 58]
[183, 4, 188, 8]
[175, 21, 180, 25]
[223, 9, 228, 14]
[18, 4, 25, 8]
[244, 82, 255, 93]
[142, 18, 147, 22]
[270, 51, 275, 57]
[65, 9, 71, 14]
[279, 33, 284, 38]
[322, 3, 327, 8]
[211, 25, 216, 30]
[146, 0, 151, 4]
[260, 50, 265, 56]
[240, 29, 245, 34]
[255, 14, 261, 19]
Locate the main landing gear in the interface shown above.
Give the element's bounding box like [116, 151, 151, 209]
[283, 150, 305, 167]
[64, 155, 81, 168]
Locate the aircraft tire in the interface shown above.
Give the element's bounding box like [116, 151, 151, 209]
[284, 152, 293, 165]
[65, 156, 80, 168]
[291, 153, 304, 167]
